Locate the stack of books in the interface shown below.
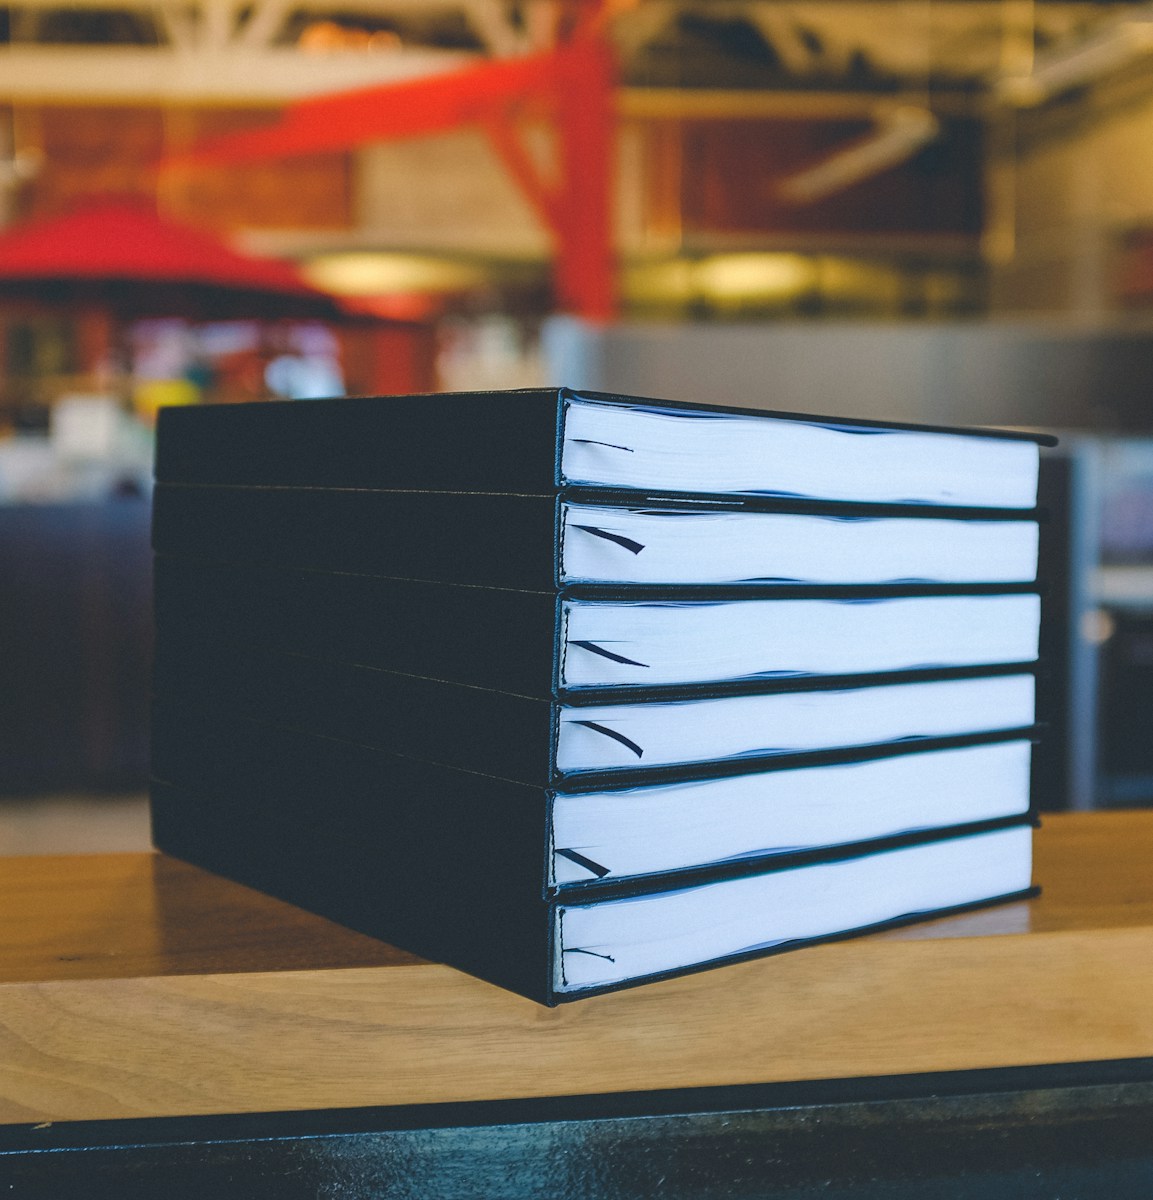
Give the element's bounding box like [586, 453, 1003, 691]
[150, 388, 1050, 1004]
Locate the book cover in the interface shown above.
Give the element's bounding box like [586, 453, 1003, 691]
[154, 387, 1053, 506]
[149, 388, 1048, 1003]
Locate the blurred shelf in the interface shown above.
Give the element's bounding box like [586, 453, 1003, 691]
[1094, 565, 1153, 608]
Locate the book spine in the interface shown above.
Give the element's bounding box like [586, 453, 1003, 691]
[152, 556, 562, 699]
[151, 649, 558, 786]
[151, 486, 561, 590]
[155, 390, 563, 491]
[151, 723, 556, 1005]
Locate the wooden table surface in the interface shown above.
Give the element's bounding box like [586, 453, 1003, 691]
[1, 811, 1150, 1125]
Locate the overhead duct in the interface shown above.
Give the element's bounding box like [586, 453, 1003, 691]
[996, 6, 1153, 106]
[776, 104, 939, 205]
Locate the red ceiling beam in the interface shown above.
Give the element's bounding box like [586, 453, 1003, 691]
[165, 37, 618, 321]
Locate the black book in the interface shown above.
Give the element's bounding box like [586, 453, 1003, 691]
[153, 556, 1043, 698]
[150, 711, 1036, 1004]
[152, 672, 1038, 890]
[154, 387, 1051, 506]
[152, 389, 1049, 589]
[151, 485, 1045, 590]
[151, 627, 1040, 787]
[150, 705, 1036, 1008]
[149, 389, 1047, 1003]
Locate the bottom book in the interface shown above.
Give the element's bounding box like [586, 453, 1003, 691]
[554, 824, 1033, 994]
[151, 714, 1036, 1005]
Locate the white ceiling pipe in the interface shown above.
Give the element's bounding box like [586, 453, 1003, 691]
[776, 104, 940, 205]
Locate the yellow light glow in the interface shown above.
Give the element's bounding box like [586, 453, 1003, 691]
[819, 257, 902, 304]
[297, 21, 402, 53]
[302, 254, 485, 296]
[695, 254, 812, 300]
[621, 259, 698, 304]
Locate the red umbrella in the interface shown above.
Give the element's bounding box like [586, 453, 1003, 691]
[0, 199, 349, 321]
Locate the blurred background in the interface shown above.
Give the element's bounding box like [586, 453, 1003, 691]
[0, 0, 1151, 850]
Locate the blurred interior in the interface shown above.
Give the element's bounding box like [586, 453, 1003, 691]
[1, 0, 1152, 850]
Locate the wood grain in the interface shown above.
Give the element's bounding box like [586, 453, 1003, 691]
[876, 808, 1153, 939]
[0, 853, 420, 983]
[1, 812, 1151, 1125]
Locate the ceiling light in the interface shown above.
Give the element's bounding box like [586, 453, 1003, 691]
[297, 21, 402, 54]
[695, 254, 812, 300]
[302, 253, 485, 296]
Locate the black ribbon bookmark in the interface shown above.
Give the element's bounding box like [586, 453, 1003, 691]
[555, 848, 612, 879]
[569, 641, 650, 668]
[563, 948, 617, 962]
[571, 525, 645, 555]
[571, 720, 644, 758]
[569, 439, 634, 452]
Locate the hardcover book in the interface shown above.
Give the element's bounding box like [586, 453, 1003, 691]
[153, 558, 1043, 695]
[151, 486, 1043, 589]
[149, 388, 1048, 1003]
[150, 713, 1036, 1003]
[154, 387, 1047, 507]
[152, 644, 1039, 785]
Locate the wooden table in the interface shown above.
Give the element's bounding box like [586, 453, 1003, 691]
[7, 810, 1153, 1196]
[1, 809, 1152, 1127]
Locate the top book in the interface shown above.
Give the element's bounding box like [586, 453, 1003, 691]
[155, 388, 1052, 510]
